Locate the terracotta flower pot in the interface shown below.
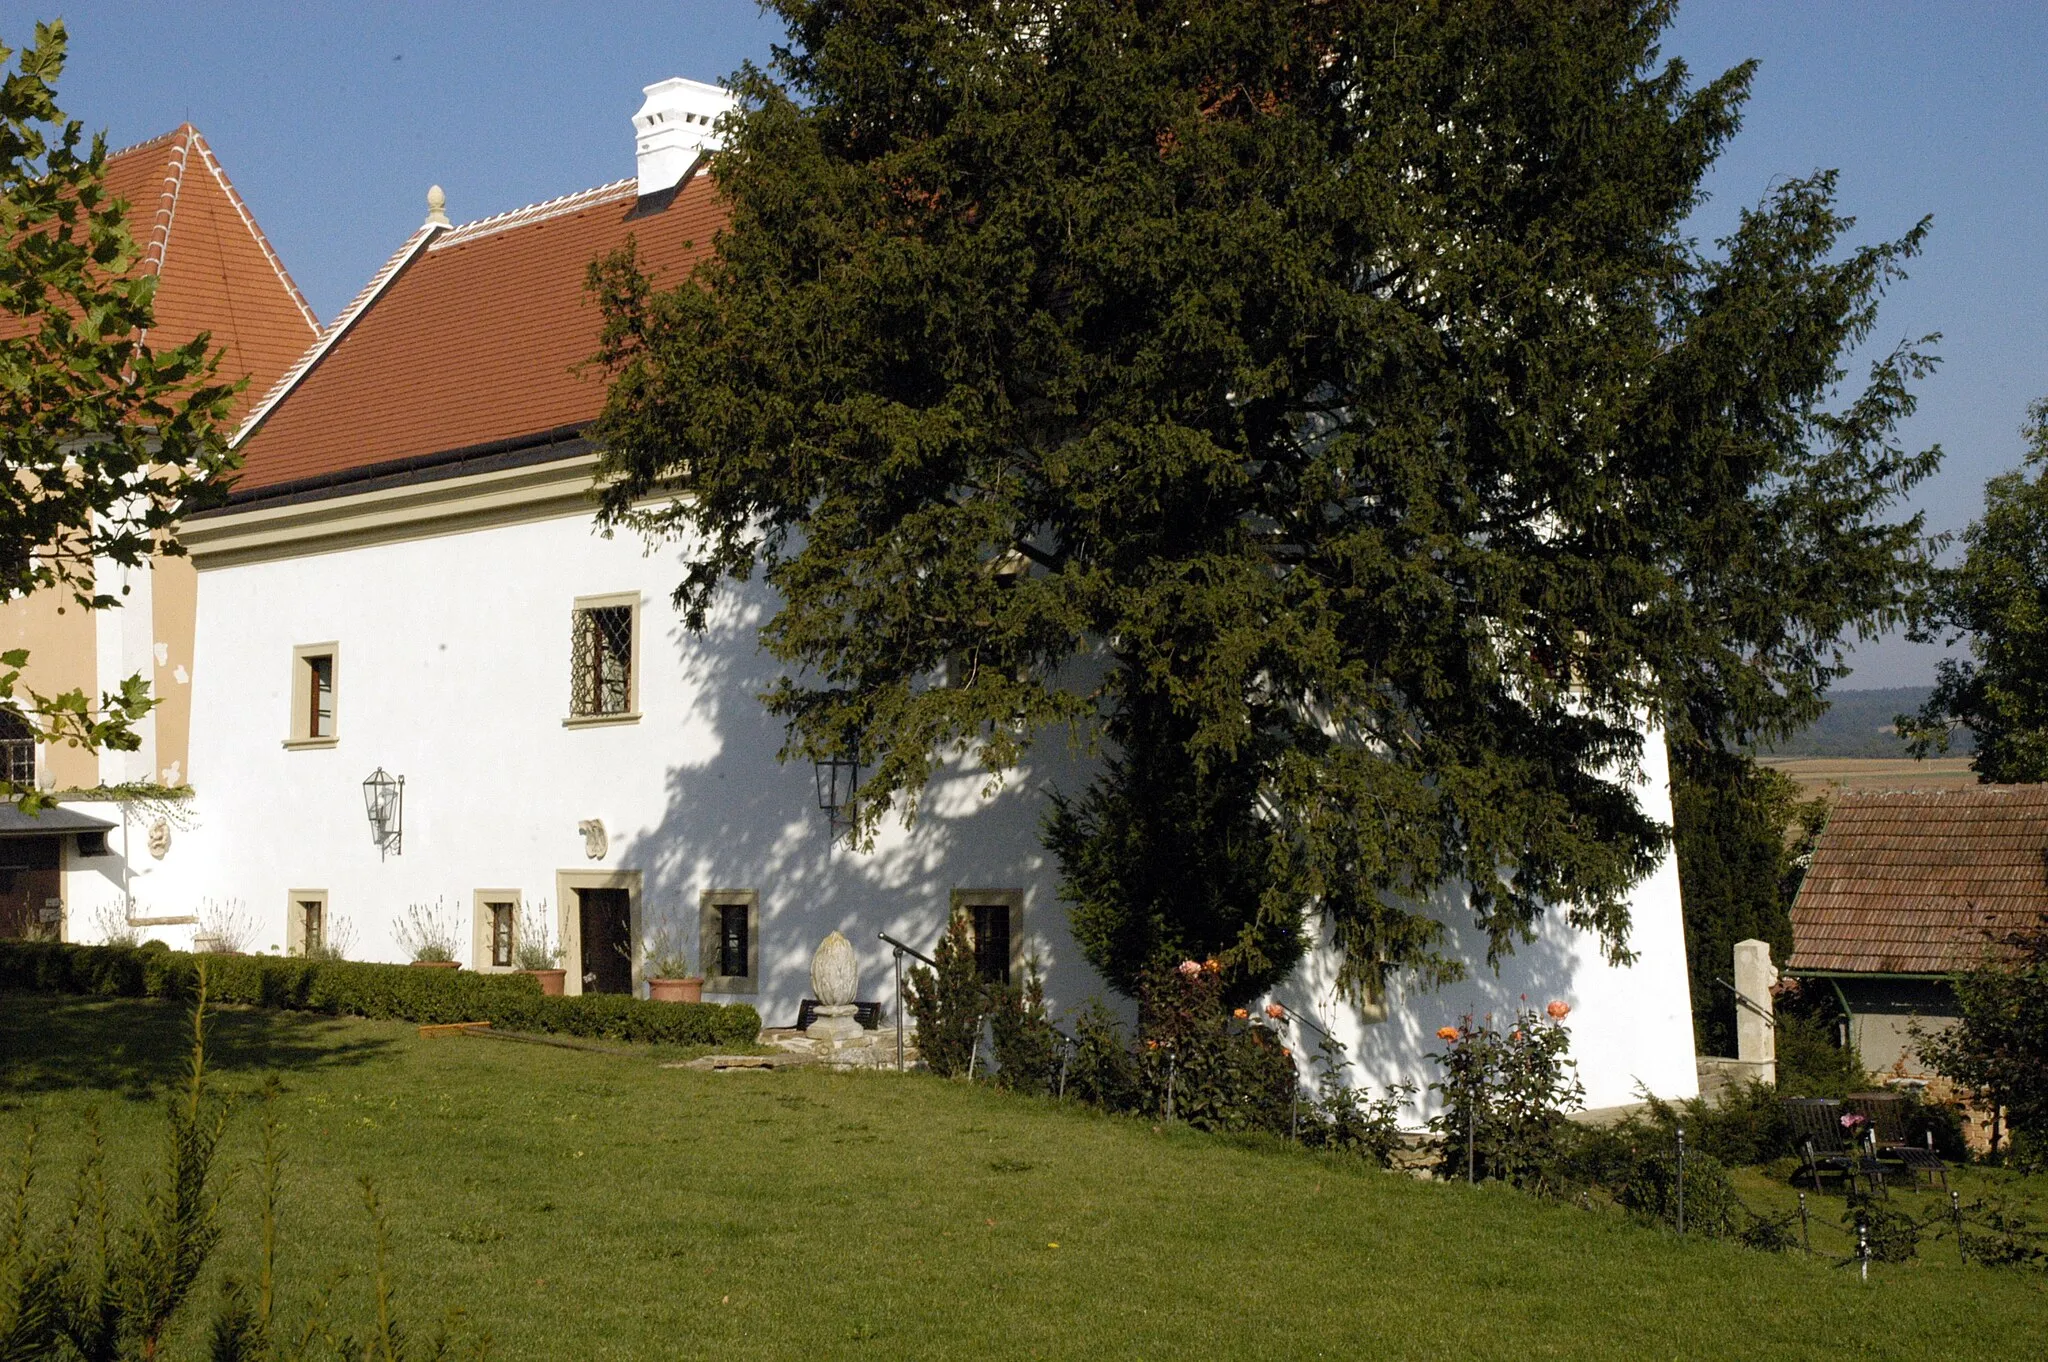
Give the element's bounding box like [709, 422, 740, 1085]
[647, 977, 703, 1003]
[523, 968, 567, 996]
[410, 959, 460, 970]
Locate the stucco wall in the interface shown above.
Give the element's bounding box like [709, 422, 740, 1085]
[80, 505, 1696, 1114]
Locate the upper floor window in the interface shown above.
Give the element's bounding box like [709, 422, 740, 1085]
[286, 643, 340, 748]
[0, 709, 35, 788]
[567, 594, 639, 724]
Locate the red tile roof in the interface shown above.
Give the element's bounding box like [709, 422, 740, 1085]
[231, 168, 724, 494]
[102, 126, 319, 420]
[1788, 785, 2048, 974]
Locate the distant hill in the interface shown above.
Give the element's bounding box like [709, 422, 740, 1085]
[1761, 686, 1975, 759]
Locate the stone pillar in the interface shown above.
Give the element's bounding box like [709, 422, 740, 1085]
[1733, 938, 1777, 1085]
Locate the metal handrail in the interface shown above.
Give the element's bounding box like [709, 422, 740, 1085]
[1715, 976, 1778, 1028]
[880, 930, 938, 1070]
[878, 930, 937, 968]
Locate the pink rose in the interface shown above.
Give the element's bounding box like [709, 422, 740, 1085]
[1177, 960, 1202, 978]
[1265, 1003, 1286, 1020]
[1546, 1000, 1571, 1021]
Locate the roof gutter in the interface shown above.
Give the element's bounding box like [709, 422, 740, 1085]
[205, 423, 590, 515]
[1786, 968, 1961, 982]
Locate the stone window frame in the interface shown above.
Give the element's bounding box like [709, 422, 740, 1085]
[951, 887, 1024, 984]
[283, 643, 340, 749]
[563, 592, 641, 728]
[471, 888, 522, 973]
[699, 888, 759, 995]
[285, 889, 328, 957]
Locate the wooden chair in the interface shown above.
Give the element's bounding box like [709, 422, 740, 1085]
[1784, 1098, 1884, 1196]
[1844, 1092, 1949, 1191]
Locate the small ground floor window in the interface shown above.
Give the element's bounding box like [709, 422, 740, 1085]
[286, 890, 328, 957]
[472, 890, 522, 971]
[952, 888, 1023, 986]
[700, 889, 758, 994]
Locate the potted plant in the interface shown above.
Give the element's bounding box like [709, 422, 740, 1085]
[396, 897, 463, 969]
[641, 923, 703, 1003]
[515, 899, 566, 995]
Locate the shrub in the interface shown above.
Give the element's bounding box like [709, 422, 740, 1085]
[0, 941, 760, 1048]
[1063, 999, 1141, 1112]
[905, 912, 986, 1077]
[1297, 1032, 1412, 1167]
[1774, 990, 1871, 1097]
[989, 962, 1058, 1095]
[1135, 959, 1296, 1135]
[1428, 1005, 1584, 1192]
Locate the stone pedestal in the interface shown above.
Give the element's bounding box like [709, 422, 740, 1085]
[1733, 938, 1777, 1087]
[807, 1002, 865, 1045]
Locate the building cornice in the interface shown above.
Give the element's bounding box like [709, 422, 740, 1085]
[182, 451, 605, 568]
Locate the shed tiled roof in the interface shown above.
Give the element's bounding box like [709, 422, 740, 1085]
[1788, 785, 2048, 974]
[230, 167, 724, 495]
[102, 126, 319, 420]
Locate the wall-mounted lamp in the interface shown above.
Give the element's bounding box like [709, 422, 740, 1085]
[362, 767, 404, 858]
[813, 754, 858, 843]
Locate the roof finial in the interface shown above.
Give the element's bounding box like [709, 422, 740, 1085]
[424, 184, 449, 228]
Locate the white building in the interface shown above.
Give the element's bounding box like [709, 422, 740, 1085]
[74, 78, 1698, 1113]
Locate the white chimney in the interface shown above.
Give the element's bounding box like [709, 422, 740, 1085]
[633, 77, 736, 197]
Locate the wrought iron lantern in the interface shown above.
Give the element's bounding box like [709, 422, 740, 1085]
[362, 767, 404, 858]
[813, 752, 858, 843]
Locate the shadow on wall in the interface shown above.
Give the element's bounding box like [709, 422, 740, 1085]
[616, 573, 1086, 1029]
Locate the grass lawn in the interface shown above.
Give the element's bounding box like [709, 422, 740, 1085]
[3, 994, 2043, 1360]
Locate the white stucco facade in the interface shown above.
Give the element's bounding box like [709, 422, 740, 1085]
[62, 467, 1697, 1114]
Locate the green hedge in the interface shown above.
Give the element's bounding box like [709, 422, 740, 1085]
[0, 941, 761, 1049]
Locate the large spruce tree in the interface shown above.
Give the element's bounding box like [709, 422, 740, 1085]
[590, 0, 1938, 1002]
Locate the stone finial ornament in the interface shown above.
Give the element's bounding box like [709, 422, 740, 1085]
[578, 819, 607, 859]
[810, 930, 858, 1005]
[425, 184, 450, 227]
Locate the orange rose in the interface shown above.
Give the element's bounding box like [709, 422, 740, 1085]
[1265, 1003, 1286, 1020]
[1232, 1008, 1249, 1019]
[1435, 1026, 1460, 1043]
[1546, 1000, 1571, 1021]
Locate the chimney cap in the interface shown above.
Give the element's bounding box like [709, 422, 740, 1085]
[424, 184, 449, 228]
[633, 76, 737, 198]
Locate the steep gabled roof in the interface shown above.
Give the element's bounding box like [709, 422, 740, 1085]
[1788, 785, 2048, 974]
[229, 166, 724, 497]
[102, 125, 320, 419]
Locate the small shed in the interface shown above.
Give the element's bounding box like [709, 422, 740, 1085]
[1788, 784, 2048, 1078]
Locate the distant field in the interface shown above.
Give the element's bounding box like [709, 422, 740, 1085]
[1762, 755, 1977, 798]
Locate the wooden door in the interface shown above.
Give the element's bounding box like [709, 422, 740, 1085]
[577, 887, 633, 994]
[0, 837, 62, 939]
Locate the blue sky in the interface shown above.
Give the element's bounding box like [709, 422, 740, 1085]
[8, 2, 2043, 687]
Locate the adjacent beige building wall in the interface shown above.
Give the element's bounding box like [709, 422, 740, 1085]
[149, 554, 198, 786]
[0, 588, 102, 790]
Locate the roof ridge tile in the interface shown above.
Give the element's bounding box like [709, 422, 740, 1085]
[431, 178, 640, 251]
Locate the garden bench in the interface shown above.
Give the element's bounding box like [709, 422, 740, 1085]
[793, 998, 885, 1031]
[1843, 1091, 1949, 1190]
[1783, 1097, 1885, 1197]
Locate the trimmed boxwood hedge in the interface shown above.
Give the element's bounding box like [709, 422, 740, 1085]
[0, 940, 761, 1049]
